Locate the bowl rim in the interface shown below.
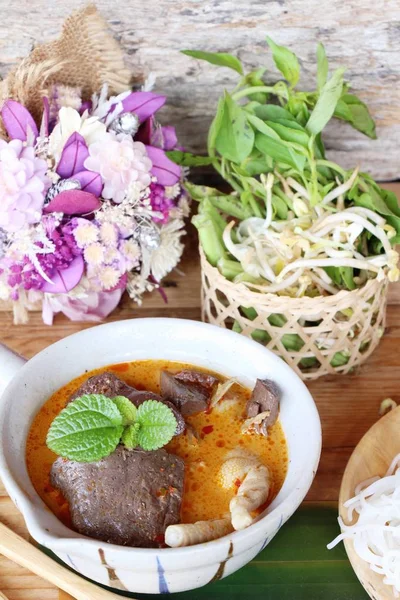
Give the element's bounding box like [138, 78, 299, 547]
[0, 317, 322, 558]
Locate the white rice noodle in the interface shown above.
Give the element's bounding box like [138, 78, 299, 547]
[328, 454, 400, 597]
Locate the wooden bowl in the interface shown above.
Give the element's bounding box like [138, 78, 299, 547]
[339, 406, 400, 600]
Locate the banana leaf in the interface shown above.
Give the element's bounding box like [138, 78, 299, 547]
[41, 504, 368, 599]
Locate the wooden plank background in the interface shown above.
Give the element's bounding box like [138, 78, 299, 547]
[0, 0, 399, 181]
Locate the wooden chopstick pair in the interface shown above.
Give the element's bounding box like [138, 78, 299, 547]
[0, 521, 129, 600]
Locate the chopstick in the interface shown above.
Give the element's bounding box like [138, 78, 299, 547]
[0, 591, 10, 600]
[0, 522, 131, 600]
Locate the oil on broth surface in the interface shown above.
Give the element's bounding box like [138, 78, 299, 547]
[26, 360, 288, 528]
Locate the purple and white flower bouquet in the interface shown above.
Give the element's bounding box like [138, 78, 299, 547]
[0, 85, 189, 324]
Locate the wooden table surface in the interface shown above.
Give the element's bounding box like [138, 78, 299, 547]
[0, 183, 399, 600]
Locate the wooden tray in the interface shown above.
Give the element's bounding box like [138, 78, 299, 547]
[0, 184, 399, 599]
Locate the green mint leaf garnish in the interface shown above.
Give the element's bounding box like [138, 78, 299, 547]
[46, 393, 179, 461]
[111, 396, 137, 426]
[135, 400, 177, 451]
[46, 394, 123, 463]
[121, 422, 140, 449]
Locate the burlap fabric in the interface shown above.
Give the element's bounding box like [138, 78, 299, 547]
[0, 4, 132, 133]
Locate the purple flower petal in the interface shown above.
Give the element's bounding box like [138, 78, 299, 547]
[122, 92, 166, 123]
[73, 170, 103, 196]
[1, 100, 38, 142]
[44, 190, 101, 215]
[160, 126, 177, 151]
[57, 134, 89, 178]
[41, 255, 84, 293]
[40, 97, 50, 138]
[145, 145, 181, 186]
[64, 132, 86, 148]
[80, 100, 92, 114]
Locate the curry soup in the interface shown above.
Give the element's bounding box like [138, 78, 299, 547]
[26, 360, 288, 528]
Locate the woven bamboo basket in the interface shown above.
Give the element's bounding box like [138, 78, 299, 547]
[200, 248, 388, 380]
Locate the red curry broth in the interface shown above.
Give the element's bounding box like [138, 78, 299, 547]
[26, 360, 288, 528]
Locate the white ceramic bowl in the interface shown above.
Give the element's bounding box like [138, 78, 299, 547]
[0, 318, 321, 594]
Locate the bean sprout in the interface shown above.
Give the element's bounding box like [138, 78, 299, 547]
[215, 171, 398, 297]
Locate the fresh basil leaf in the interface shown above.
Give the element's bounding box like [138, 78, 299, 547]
[272, 194, 288, 219]
[381, 189, 400, 218]
[215, 92, 254, 163]
[272, 118, 306, 132]
[333, 94, 376, 139]
[184, 181, 224, 201]
[286, 95, 311, 124]
[315, 132, 326, 160]
[246, 114, 281, 139]
[334, 98, 353, 122]
[300, 356, 319, 368]
[46, 394, 123, 463]
[324, 266, 342, 286]
[268, 313, 287, 327]
[282, 333, 305, 351]
[266, 37, 300, 87]
[339, 267, 356, 290]
[242, 156, 270, 176]
[265, 121, 310, 147]
[255, 132, 306, 172]
[255, 104, 297, 122]
[218, 258, 243, 281]
[306, 68, 345, 135]
[331, 352, 350, 367]
[136, 400, 177, 451]
[341, 94, 376, 139]
[111, 396, 137, 426]
[316, 42, 329, 90]
[192, 212, 226, 266]
[356, 189, 400, 235]
[166, 150, 214, 167]
[242, 101, 263, 115]
[181, 50, 243, 75]
[355, 191, 393, 217]
[207, 96, 225, 154]
[244, 68, 269, 103]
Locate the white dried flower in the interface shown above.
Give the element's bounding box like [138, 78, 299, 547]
[150, 219, 185, 282]
[99, 222, 119, 246]
[84, 243, 105, 266]
[73, 222, 99, 248]
[164, 184, 181, 200]
[119, 239, 141, 268]
[98, 266, 120, 290]
[49, 107, 107, 161]
[103, 247, 120, 265]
